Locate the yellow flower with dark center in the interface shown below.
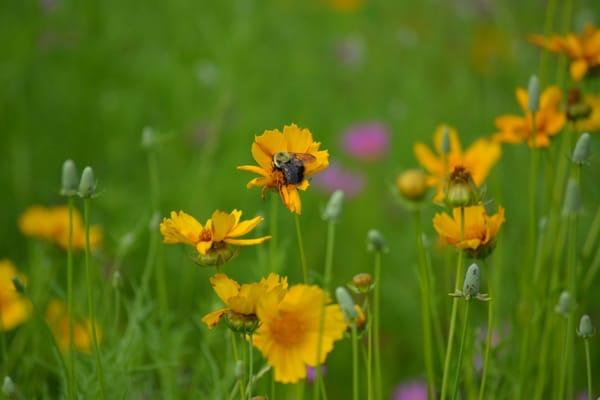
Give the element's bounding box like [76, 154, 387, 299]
[253, 284, 347, 383]
[19, 205, 102, 250]
[493, 86, 566, 147]
[160, 209, 271, 257]
[237, 124, 329, 214]
[529, 24, 600, 81]
[433, 205, 505, 257]
[201, 273, 288, 330]
[414, 125, 501, 203]
[577, 94, 600, 132]
[0, 260, 31, 331]
[45, 299, 100, 353]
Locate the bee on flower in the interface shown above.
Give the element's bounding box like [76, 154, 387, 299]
[0, 260, 31, 332]
[45, 299, 100, 353]
[160, 209, 271, 266]
[237, 124, 329, 214]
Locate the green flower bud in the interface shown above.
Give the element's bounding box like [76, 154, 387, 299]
[60, 159, 79, 196]
[196, 246, 238, 267]
[322, 190, 344, 222]
[527, 75, 540, 112]
[554, 291, 571, 317]
[396, 169, 428, 201]
[234, 360, 244, 379]
[572, 133, 591, 166]
[2, 376, 16, 398]
[578, 314, 595, 338]
[463, 263, 480, 299]
[351, 273, 373, 294]
[562, 178, 582, 216]
[441, 126, 451, 155]
[11, 276, 26, 294]
[367, 229, 387, 253]
[224, 310, 259, 334]
[141, 126, 156, 148]
[335, 287, 357, 322]
[445, 166, 478, 208]
[79, 166, 97, 198]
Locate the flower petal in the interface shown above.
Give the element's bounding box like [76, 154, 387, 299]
[224, 236, 272, 246]
[211, 210, 237, 242]
[159, 211, 203, 245]
[209, 274, 240, 304]
[570, 59, 588, 81]
[227, 215, 264, 238]
[237, 165, 269, 177]
[201, 308, 227, 329]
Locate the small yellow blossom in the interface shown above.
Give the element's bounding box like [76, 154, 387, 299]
[414, 125, 501, 203]
[0, 260, 31, 331]
[18, 205, 102, 250]
[237, 124, 329, 214]
[493, 86, 566, 147]
[45, 299, 100, 353]
[253, 284, 347, 383]
[530, 24, 600, 81]
[160, 209, 271, 258]
[201, 273, 288, 330]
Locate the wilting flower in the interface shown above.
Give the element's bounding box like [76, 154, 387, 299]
[18, 205, 102, 250]
[45, 299, 100, 353]
[342, 122, 390, 161]
[237, 124, 329, 214]
[433, 205, 505, 258]
[414, 125, 501, 203]
[253, 284, 347, 383]
[0, 260, 31, 331]
[391, 379, 428, 400]
[576, 94, 600, 132]
[493, 86, 566, 147]
[313, 161, 365, 198]
[529, 24, 600, 81]
[160, 209, 271, 265]
[201, 273, 288, 332]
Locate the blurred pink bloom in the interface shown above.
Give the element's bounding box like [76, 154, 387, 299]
[391, 379, 428, 400]
[312, 161, 365, 198]
[342, 122, 390, 161]
[306, 365, 327, 383]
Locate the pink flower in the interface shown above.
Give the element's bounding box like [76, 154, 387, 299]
[342, 122, 390, 161]
[391, 379, 428, 400]
[312, 161, 365, 198]
[306, 365, 327, 383]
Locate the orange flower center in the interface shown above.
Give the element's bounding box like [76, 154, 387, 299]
[269, 312, 307, 346]
[199, 228, 212, 242]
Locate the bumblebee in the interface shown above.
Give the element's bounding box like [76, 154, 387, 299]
[272, 151, 316, 184]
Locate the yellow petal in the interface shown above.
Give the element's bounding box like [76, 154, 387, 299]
[201, 309, 227, 329]
[433, 212, 460, 243]
[209, 274, 240, 305]
[251, 142, 273, 170]
[237, 165, 269, 177]
[570, 59, 588, 81]
[160, 211, 203, 245]
[516, 87, 528, 112]
[227, 216, 263, 238]
[414, 143, 442, 175]
[433, 125, 461, 154]
[283, 124, 315, 153]
[196, 240, 213, 255]
[224, 236, 272, 246]
[211, 210, 236, 242]
[255, 129, 289, 158]
[540, 86, 563, 109]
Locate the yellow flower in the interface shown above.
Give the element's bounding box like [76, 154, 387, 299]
[201, 273, 288, 330]
[237, 124, 329, 214]
[160, 209, 271, 258]
[18, 205, 102, 250]
[253, 284, 347, 383]
[0, 260, 31, 331]
[577, 94, 600, 132]
[433, 205, 505, 257]
[529, 24, 600, 81]
[493, 86, 566, 147]
[45, 299, 101, 353]
[414, 125, 501, 203]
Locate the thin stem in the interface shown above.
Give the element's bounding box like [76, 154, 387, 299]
[441, 207, 465, 400]
[294, 213, 308, 283]
[452, 300, 470, 400]
[414, 210, 435, 399]
[557, 317, 570, 400]
[84, 199, 106, 400]
[231, 332, 245, 400]
[478, 300, 493, 400]
[66, 197, 76, 400]
[374, 252, 382, 400]
[352, 322, 359, 400]
[367, 298, 373, 400]
[247, 335, 253, 400]
[582, 205, 600, 259]
[270, 194, 279, 272]
[584, 339, 593, 400]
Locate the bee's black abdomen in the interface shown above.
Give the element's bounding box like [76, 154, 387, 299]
[280, 160, 305, 184]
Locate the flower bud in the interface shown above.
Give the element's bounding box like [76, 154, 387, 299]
[2, 376, 16, 398]
[79, 166, 96, 198]
[367, 229, 387, 253]
[463, 263, 480, 299]
[562, 178, 581, 216]
[335, 287, 357, 322]
[527, 75, 540, 112]
[60, 159, 79, 196]
[396, 169, 428, 201]
[445, 166, 477, 208]
[554, 291, 571, 317]
[196, 246, 238, 267]
[234, 360, 244, 379]
[322, 190, 344, 222]
[11, 276, 26, 294]
[441, 126, 451, 155]
[141, 126, 156, 148]
[578, 314, 595, 338]
[224, 310, 259, 334]
[351, 273, 373, 294]
[572, 133, 591, 166]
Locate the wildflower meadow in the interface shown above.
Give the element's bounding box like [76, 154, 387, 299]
[1, 0, 600, 399]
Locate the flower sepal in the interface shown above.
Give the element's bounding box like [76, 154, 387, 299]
[448, 290, 490, 302]
[195, 245, 238, 267]
[224, 310, 260, 334]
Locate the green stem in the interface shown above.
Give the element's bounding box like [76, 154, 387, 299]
[582, 206, 600, 259]
[584, 339, 593, 400]
[66, 197, 76, 400]
[247, 335, 253, 400]
[374, 252, 382, 400]
[231, 332, 245, 400]
[557, 316, 571, 400]
[270, 194, 279, 272]
[452, 300, 470, 400]
[294, 213, 308, 283]
[441, 207, 465, 400]
[83, 199, 106, 400]
[478, 300, 493, 400]
[352, 322, 359, 400]
[414, 210, 435, 399]
[367, 298, 373, 400]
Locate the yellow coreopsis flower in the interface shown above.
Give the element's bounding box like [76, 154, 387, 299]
[414, 125, 501, 203]
[18, 205, 102, 250]
[201, 273, 288, 331]
[160, 209, 271, 265]
[493, 86, 566, 147]
[237, 124, 329, 214]
[0, 260, 31, 331]
[253, 284, 347, 383]
[529, 24, 600, 81]
[45, 299, 100, 353]
[433, 205, 505, 258]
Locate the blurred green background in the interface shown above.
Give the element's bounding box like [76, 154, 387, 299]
[1, 0, 599, 398]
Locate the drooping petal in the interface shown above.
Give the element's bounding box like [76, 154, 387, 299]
[201, 309, 227, 329]
[225, 236, 272, 246]
[209, 274, 240, 304]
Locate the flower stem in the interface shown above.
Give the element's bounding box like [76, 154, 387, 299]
[478, 299, 493, 400]
[557, 316, 571, 400]
[294, 213, 308, 283]
[83, 199, 107, 400]
[270, 193, 279, 272]
[247, 335, 253, 400]
[66, 197, 76, 400]
[441, 207, 465, 400]
[373, 251, 382, 400]
[231, 332, 245, 400]
[367, 298, 373, 400]
[452, 300, 470, 400]
[414, 210, 435, 399]
[352, 322, 359, 400]
[584, 339, 593, 400]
